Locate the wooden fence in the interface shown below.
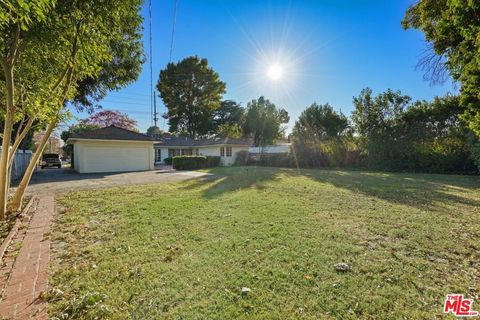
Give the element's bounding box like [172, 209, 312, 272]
[10, 150, 33, 182]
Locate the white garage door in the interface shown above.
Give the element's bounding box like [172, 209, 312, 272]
[82, 146, 150, 173]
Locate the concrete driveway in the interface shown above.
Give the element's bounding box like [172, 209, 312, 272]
[21, 167, 209, 195]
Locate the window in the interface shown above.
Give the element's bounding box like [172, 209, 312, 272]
[168, 149, 180, 157]
[226, 146, 232, 157]
[181, 149, 193, 156]
[155, 148, 162, 162]
[220, 147, 225, 157]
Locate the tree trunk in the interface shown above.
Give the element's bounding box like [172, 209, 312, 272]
[9, 119, 56, 212]
[0, 64, 15, 219]
[8, 118, 33, 167]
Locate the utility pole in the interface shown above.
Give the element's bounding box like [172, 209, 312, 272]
[154, 94, 158, 127]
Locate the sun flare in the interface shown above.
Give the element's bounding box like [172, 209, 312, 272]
[267, 64, 283, 81]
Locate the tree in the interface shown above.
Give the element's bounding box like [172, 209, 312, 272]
[82, 110, 138, 131]
[213, 100, 244, 129]
[217, 123, 242, 139]
[60, 123, 100, 163]
[291, 103, 354, 168]
[292, 103, 348, 140]
[402, 1, 480, 135]
[157, 56, 226, 138]
[1, 0, 144, 215]
[242, 96, 289, 146]
[146, 126, 163, 137]
[351, 88, 411, 168]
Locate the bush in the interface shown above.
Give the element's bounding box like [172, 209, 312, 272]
[205, 156, 221, 167]
[259, 153, 293, 167]
[164, 157, 172, 165]
[172, 156, 206, 170]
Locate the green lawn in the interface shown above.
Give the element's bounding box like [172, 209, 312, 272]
[49, 167, 480, 319]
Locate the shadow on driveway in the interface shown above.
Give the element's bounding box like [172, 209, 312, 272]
[15, 167, 210, 196]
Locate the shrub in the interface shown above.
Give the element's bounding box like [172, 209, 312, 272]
[205, 156, 221, 167]
[163, 157, 172, 165]
[172, 156, 206, 170]
[259, 153, 292, 167]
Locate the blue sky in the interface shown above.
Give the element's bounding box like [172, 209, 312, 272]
[69, 0, 456, 133]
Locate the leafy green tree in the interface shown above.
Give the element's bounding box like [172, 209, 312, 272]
[292, 103, 348, 140]
[60, 123, 100, 163]
[242, 96, 289, 146]
[157, 56, 226, 138]
[0, 0, 144, 215]
[397, 95, 476, 173]
[291, 103, 356, 168]
[351, 88, 411, 168]
[217, 123, 242, 139]
[402, 1, 480, 147]
[213, 100, 244, 129]
[146, 126, 164, 137]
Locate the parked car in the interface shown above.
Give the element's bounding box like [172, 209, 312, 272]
[41, 153, 62, 169]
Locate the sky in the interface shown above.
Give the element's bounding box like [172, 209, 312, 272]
[68, 0, 457, 134]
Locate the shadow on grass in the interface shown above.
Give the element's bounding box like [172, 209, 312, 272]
[182, 166, 284, 198]
[298, 169, 480, 209]
[184, 166, 480, 210]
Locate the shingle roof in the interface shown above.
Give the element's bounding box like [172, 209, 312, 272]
[69, 125, 156, 142]
[154, 136, 252, 147]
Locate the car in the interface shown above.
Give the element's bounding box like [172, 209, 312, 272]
[41, 153, 62, 169]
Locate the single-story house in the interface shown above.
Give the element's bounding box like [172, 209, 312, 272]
[154, 136, 252, 166]
[67, 125, 253, 173]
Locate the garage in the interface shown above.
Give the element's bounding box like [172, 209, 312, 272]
[67, 125, 157, 173]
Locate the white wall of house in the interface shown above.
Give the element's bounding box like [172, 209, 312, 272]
[199, 145, 249, 165]
[72, 139, 155, 173]
[155, 145, 249, 166]
[249, 144, 291, 154]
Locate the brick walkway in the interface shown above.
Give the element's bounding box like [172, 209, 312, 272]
[0, 195, 54, 319]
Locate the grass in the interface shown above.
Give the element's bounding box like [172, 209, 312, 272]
[49, 167, 480, 319]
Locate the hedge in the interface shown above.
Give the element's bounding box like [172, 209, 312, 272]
[172, 156, 207, 170]
[163, 157, 172, 165]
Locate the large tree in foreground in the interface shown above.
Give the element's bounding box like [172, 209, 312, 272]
[242, 97, 289, 146]
[0, 0, 143, 216]
[402, 1, 480, 136]
[157, 56, 226, 138]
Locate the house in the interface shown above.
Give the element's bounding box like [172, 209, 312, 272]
[67, 125, 252, 173]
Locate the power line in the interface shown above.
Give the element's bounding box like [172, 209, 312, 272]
[169, 0, 179, 63]
[163, 0, 180, 131]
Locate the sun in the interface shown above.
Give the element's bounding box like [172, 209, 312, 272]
[267, 64, 283, 81]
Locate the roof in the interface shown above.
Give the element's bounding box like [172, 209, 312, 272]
[154, 136, 252, 147]
[68, 125, 156, 142]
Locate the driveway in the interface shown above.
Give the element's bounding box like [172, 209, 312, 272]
[21, 167, 209, 195]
